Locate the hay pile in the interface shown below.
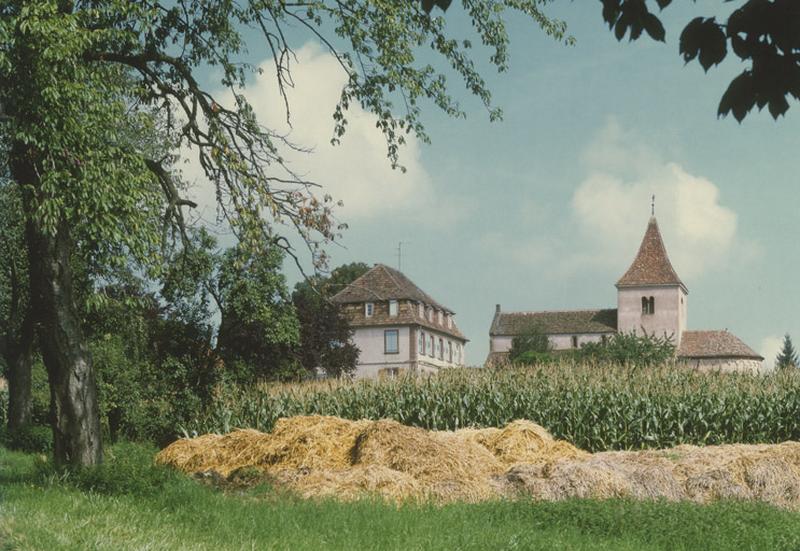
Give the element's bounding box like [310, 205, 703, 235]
[156, 415, 800, 507]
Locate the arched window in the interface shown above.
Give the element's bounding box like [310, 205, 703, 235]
[649, 296, 655, 314]
[641, 296, 648, 314]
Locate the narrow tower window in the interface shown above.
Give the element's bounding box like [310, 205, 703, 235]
[642, 297, 655, 315]
[649, 296, 655, 314]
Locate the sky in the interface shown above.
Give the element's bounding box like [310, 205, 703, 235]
[186, 3, 800, 368]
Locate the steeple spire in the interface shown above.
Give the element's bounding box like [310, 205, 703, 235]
[616, 216, 686, 291]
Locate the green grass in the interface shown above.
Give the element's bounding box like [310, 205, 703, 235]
[3, 444, 800, 550]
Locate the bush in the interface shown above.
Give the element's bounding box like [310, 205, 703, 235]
[3, 425, 53, 453]
[509, 325, 551, 363]
[34, 441, 180, 497]
[578, 331, 676, 366]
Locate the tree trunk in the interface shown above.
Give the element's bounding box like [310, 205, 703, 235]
[13, 151, 102, 467]
[5, 314, 34, 433]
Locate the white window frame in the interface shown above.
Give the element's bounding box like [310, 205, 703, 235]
[418, 331, 425, 354]
[365, 302, 374, 317]
[389, 299, 399, 317]
[384, 329, 399, 354]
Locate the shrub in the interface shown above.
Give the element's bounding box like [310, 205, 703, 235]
[3, 425, 53, 453]
[509, 324, 551, 363]
[578, 331, 676, 366]
[34, 441, 180, 497]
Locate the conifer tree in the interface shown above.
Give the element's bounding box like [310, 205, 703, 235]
[776, 334, 799, 370]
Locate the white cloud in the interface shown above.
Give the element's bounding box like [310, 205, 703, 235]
[759, 335, 782, 372]
[482, 118, 751, 283]
[180, 42, 461, 226]
[571, 118, 740, 280]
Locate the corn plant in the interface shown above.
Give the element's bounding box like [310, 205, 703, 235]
[187, 362, 800, 452]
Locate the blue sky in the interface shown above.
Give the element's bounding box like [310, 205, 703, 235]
[189, 3, 800, 367]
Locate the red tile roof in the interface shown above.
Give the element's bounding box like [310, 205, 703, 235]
[678, 330, 763, 360]
[617, 217, 686, 290]
[331, 264, 451, 312]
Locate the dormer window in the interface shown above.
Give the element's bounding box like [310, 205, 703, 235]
[447, 315, 452, 328]
[365, 302, 374, 317]
[389, 300, 398, 317]
[437, 310, 443, 325]
[418, 302, 425, 317]
[642, 296, 655, 315]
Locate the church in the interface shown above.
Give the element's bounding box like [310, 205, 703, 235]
[487, 214, 763, 372]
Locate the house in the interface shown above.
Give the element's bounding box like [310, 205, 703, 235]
[332, 264, 468, 378]
[488, 215, 763, 372]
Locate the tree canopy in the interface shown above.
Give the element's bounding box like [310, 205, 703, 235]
[1, 0, 571, 465]
[597, 0, 800, 121]
[776, 334, 798, 370]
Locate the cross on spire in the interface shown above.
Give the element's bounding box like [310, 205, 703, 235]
[651, 194, 655, 216]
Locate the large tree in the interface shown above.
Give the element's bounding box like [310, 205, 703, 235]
[595, 0, 800, 121]
[0, 183, 34, 433]
[214, 243, 301, 381]
[1, 1, 569, 465]
[292, 262, 370, 378]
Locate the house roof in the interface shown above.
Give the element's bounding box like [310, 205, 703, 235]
[344, 306, 468, 341]
[678, 330, 763, 360]
[490, 309, 618, 336]
[617, 217, 686, 291]
[331, 264, 451, 313]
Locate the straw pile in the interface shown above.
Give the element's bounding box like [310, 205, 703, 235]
[156, 415, 800, 508]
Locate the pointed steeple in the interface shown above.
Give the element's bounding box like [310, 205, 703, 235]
[616, 217, 686, 291]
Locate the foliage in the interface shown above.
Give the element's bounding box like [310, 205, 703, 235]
[508, 324, 551, 362]
[292, 262, 369, 378]
[33, 441, 179, 497]
[578, 331, 676, 367]
[191, 363, 800, 452]
[86, 289, 223, 445]
[5, 445, 800, 550]
[598, 0, 800, 121]
[215, 243, 300, 381]
[776, 333, 799, 371]
[0, 0, 572, 268]
[0, 182, 27, 352]
[0, 384, 6, 427]
[1, 0, 572, 463]
[1, 424, 52, 454]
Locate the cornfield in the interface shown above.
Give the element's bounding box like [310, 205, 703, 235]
[189, 363, 800, 452]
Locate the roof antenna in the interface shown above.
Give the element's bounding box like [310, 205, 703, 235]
[651, 194, 655, 217]
[397, 241, 410, 271]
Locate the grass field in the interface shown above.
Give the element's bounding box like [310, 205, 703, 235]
[3, 444, 800, 550]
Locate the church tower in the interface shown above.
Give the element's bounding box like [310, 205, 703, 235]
[616, 216, 688, 346]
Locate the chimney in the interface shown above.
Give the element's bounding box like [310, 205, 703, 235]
[495, 304, 501, 314]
